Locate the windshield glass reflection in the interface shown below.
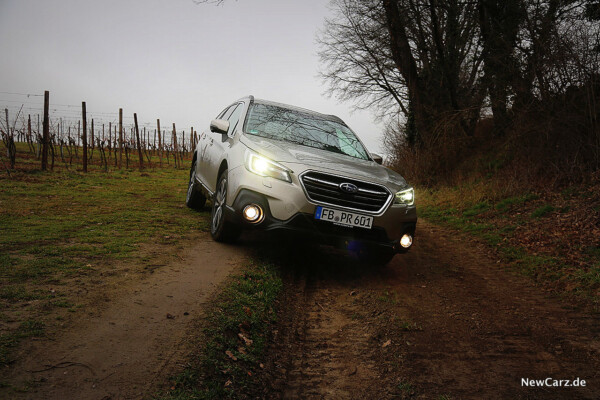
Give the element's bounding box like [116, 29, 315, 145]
[244, 103, 370, 160]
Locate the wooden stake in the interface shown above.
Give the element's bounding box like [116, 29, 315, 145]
[118, 108, 123, 168]
[172, 123, 178, 169]
[82, 102, 88, 173]
[134, 113, 144, 170]
[157, 119, 162, 166]
[27, 114, 34, 154]
[37, 114, 41, 158]
[108, 122, 112, 158]
[42, 91, 50, 170]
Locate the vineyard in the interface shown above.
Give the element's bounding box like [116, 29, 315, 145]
[1, 91, 196, 173]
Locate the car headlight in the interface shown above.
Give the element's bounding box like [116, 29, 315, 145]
[245, 150, 292, 183]
[394, 187, 414, 206]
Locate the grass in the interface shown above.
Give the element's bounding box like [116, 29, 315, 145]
[0, 320, 45, 365]
[0, 145, 210, 366]
[0, 170, 206, 258]
[419, 205, 503, 247]
[397, 380, 414, 395]
[0, 286, 44, 302]
[158, 259, 282, 399]
[531, 204, 555, 218]
[495, 193, 539, 212]
[463, 201, 490, 217]
[397, 321, 422, 331]
[418, 182, 600, 304]
[377, 289, 399, 304]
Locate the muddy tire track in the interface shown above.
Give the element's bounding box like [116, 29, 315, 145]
[263, 222, 600, 399]
[280, 278, 382, 399]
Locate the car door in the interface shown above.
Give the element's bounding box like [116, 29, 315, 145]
[201, 102, 243, 193]
[197, 104, 235, 193]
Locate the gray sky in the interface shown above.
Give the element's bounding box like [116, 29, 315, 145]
[0, 0, 385, 154]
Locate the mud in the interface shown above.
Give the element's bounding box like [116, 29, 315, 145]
[1, 233, 247, 399]
[265, 221, 600, 399]
[4, 221, 599, 399]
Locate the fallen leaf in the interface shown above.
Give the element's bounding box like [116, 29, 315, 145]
[238, 332, 253, 346]
[225, 350, 237, 361]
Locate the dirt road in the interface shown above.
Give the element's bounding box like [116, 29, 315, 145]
[264, 221, 600, 399]
[2, 233, 248, 399]
[3, 221, 599, 399]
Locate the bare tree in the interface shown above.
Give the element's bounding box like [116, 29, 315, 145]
[321, 0, 485, 147]
[318, 0, 408, 120]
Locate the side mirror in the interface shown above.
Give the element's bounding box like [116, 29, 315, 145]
[371, 153, 383, 165]
[210, 119, 229, 135]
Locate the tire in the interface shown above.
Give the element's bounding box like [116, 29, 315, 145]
[210, 169, 241, 242]
[186, 161, 206, 210]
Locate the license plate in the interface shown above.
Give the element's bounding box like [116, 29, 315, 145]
[314, 206, 373, 229]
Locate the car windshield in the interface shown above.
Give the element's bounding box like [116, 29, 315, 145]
[244, 103, 370, 160]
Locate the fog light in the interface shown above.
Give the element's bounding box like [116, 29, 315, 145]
[243, 204, 264, 224]
[400, 234, 413, 248]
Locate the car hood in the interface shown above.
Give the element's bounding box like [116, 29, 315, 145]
[240, 134, 409, 190]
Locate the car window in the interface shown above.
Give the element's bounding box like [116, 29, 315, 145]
[244, 103, 370, 160]
[219, 105, 236, 120]
[226, 103, 243, 136]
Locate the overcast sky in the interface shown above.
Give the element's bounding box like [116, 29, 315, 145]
[0, 0, 386, 154]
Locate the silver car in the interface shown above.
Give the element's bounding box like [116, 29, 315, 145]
[186, 96, 417, 264]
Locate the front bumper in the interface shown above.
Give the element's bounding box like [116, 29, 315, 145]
[224, 183, 417, 253]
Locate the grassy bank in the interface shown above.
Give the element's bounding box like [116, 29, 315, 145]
[0, 165, 208, 365]
[158, 259, 282, 400]
[418, 180, 600, 306]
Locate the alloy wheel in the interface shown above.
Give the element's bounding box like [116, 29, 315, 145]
[212, 177, 227, 232]
[186, 168, 196, 203]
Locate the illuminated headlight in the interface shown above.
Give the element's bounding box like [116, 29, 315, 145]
[245, 150, 292, 183]
[394, 187, 414, 206]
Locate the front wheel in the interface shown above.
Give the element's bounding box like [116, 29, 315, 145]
[186, 161, 206, 210]
[210, 169, 241, 242]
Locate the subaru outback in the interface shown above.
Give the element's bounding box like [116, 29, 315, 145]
[186, 96, 417, 264]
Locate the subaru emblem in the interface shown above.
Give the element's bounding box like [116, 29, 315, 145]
[339, 182, 358, 194]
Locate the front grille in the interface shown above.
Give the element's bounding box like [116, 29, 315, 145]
[300, 171, 392, 214]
